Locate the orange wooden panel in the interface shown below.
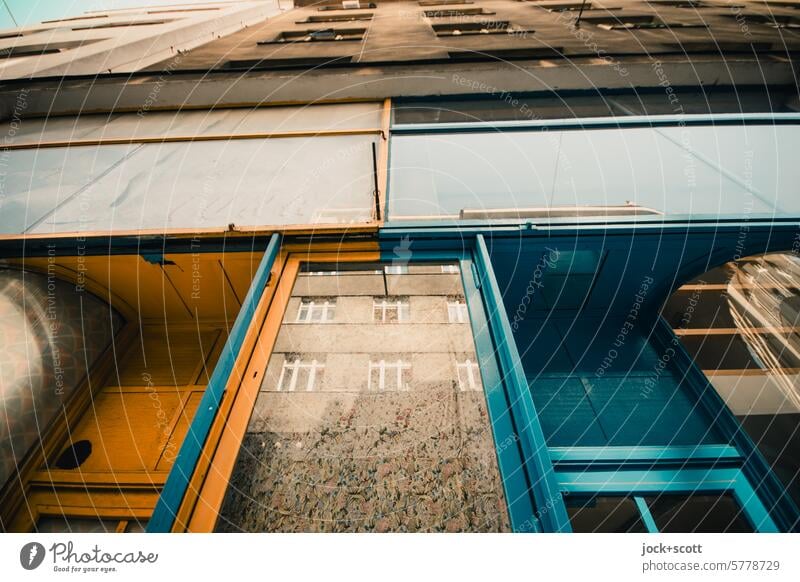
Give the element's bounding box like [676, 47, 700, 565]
[67, 389, 186, 473]
[162, 255, 241, 321]
[156, 391, 205, 472]
[114, 328, 221, 386]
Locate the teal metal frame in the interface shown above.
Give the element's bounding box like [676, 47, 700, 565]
[147, 233, 282, 533]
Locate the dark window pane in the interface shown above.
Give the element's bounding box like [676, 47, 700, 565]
[566, 496, 647, 533]
[740, 413, 800, 518]
[645, 493, 754, 533]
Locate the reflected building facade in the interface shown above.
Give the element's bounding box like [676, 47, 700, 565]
[0, 0, 799, 533]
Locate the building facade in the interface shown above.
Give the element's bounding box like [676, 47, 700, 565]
[0, 0, 798, 533]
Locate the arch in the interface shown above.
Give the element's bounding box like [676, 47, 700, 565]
[0, 267, 123, 490]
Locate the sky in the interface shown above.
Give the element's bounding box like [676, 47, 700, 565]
[0, 0, 224, 31]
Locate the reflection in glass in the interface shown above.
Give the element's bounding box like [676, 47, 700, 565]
[665, 252, 800, 514]
[217, 263, 509, 532]
[389, 125, 799, 221]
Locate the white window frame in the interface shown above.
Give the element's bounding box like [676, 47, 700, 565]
[373, 298, 410, 323]
[296, 299, 336, 323]
[456, 359, 481, 392]
[447, 300, 469, 323]
[276, 358, 325, 392]
[368, 359, 411, 391]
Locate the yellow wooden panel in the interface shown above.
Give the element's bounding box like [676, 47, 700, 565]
[114, 328, 221, 386]
[163, 255, 241, 321]
[220, 253, 263, 305]
[156, 391, 204, 472]
[67, 389, 185, 473]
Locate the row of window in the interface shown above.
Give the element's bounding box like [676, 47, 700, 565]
[295, 297, 469, 323]
[305, 265, 459, 275]
[276, 357, 482, 392]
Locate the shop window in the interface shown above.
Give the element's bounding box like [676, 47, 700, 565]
[666, 252, 800, 511]
[218, 261, 509, 532]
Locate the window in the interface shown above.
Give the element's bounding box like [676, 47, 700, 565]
[666, 252, 800, 510]
[302, 13, 374, 23]
[433, 21, 527, 36]
[441, 264, 460, 274]
[373, 297, 410, 323]
[368, 359, 411, 391]
[645, 494, 754, 533]
[221, 261, 509, 532]
[384, 265, 409, 275]
[456, 359, 481, 392]
[276, 357, 325, 392]
[582, 14, 708, 30]
[262, 28, 367, 44]
[447, 300, 469, 323]
[423, 8, 493, 17]
[566, 496, 647, 533]
[565, 493, 754, 532]
[729, 14, 800, 30]
[296, 298, 336, 323]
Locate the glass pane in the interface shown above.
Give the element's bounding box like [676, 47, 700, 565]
[0, 145, 134, 234]
[0, 269, 122, 488]
[667, 252, 800, 511]
[0, 103, 382, 146]
[217, 262, 510, 532]
[389, 125, 799, 221]
[645, 493, 754, 533]
[566, 496, 647, 533]
[30, 135, 376, 234]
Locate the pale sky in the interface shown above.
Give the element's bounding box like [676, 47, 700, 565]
[0, 0, 226, 31]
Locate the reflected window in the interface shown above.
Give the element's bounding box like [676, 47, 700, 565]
[368, 358, 411, 392]
[456, 359, 481, 392]
[666, 252, 800, 512]
[276, 357, 325, 392]
[373, 297, 410, 323]
[297, 298, 336, 323]
[218, 262, 509, 532]
[447, 299, 469, 323]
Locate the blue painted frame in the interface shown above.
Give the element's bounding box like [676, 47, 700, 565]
[147, 233, 282, 533]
